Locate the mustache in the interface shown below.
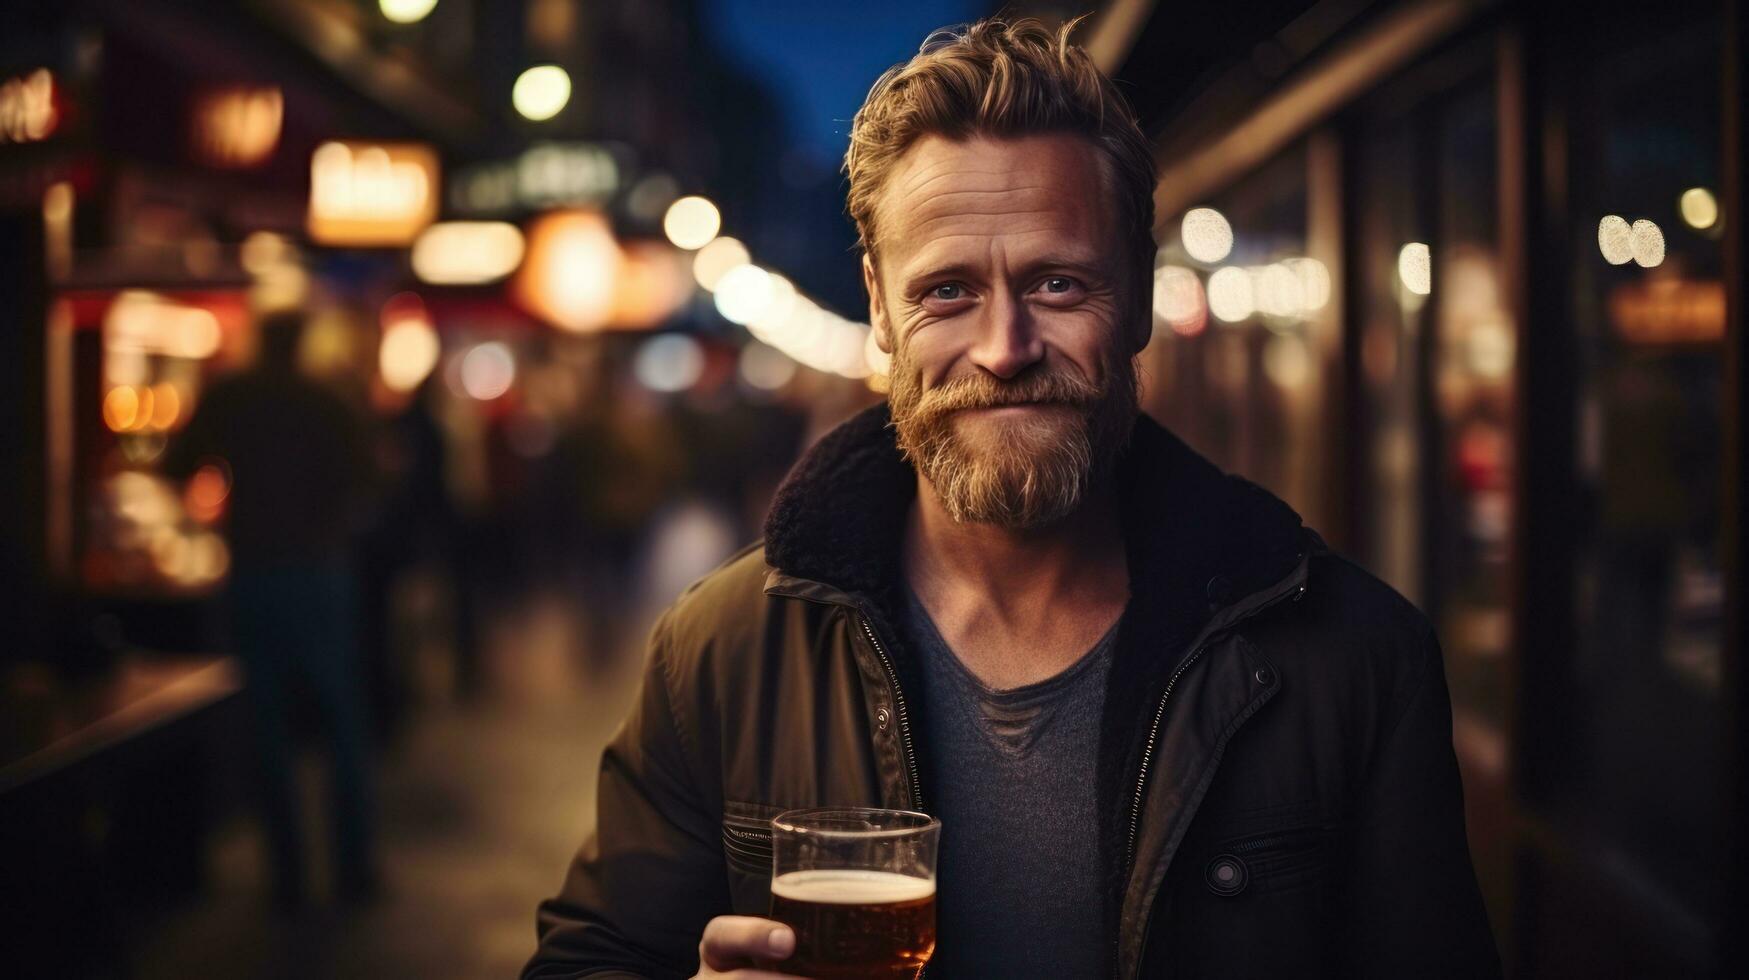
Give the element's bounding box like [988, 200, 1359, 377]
[909, 368, 1102, 417]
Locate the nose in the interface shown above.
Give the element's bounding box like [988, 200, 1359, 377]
[966, 290, 1044, 379]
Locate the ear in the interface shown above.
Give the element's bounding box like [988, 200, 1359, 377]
[863, 253, 894, 354]
[1123, 251, 1154, 355]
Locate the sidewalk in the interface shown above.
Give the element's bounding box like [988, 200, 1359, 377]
[134, 592, 645, 980]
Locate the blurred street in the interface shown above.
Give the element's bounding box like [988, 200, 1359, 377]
[133, 590, 644, 980]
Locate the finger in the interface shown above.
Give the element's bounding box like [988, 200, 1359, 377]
[699, 917, 795, 969]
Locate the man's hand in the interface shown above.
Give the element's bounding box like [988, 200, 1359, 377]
[691, 915, 807, 979]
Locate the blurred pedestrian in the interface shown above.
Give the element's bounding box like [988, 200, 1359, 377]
[164, 310, 379, 908]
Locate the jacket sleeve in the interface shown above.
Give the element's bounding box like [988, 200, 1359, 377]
[1343, 621, 1502, 978]
[525, 612, 730, 979]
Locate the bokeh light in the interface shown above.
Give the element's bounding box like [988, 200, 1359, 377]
[692, 236, 751, 291]
[1679, 187, 1718, 230]
[149, 382, 181, 430]
[1180, 207, 1234, 263]
[1284, 257, 1331, 312]
[738, 342, 798, 391]
[662, 195, 721, 250]
[1397, 242, 1432, 296]
[1253, 262, 1304, 320]
[412, 221, 525, 284]
[1597, 215, 1633, 265]
[1207, 266, 1255, 322]
[513, 65, 572, 121]
[714, 264, 775, 325]
[1630, 219, 1665, 268]
[379, 307, 442, 393]
[380, 0, 439, 24]
[103, 386, 140, 433]
[184, 462, 231, 524]
[459, 342, 516, 400]
[1152, 265, 1206, 336]
[513, 211, 623, 332]
[633, 334, 706, 393]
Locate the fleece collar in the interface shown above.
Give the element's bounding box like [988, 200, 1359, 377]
[761, 401, 1309, 608]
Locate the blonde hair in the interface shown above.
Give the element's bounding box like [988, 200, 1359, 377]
[845, 17, 1157, 261]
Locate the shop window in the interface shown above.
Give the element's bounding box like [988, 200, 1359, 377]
[1146, 143, 1331, 528]
[1557, 6, 1726, 947]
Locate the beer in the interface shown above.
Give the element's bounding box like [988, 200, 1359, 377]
[769, 869, 936, 980]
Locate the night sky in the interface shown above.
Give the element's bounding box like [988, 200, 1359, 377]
[704, 0, 985, 162]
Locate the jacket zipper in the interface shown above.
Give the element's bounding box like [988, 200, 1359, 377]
[1123, 580, 1304, 871]
[859, 614, 924, 811]
[1118, 575, 1306, 977]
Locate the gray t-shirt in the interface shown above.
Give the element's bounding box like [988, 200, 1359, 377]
[903, 588, 1117, 978]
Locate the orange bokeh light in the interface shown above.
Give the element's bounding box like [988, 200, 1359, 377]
[185, 462, 231, 524]
[103, 386, 139, 432]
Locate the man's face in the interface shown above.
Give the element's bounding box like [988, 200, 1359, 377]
[866, 133, 1147, 529]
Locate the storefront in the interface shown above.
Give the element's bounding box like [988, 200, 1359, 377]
[1119, 0, 1745, 973]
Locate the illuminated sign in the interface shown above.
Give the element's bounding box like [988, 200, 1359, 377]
[307, 140, 439, 247]
[450, 142, 620, 215]
[411, 221, 525, 284]
[1608, 278, 1725, 346]
[0, 69, 57, 144]
[192, 87, 283, 168]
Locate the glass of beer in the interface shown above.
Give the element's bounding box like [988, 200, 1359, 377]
[767, 807, 939, 980]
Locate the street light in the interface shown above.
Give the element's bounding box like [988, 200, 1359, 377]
[380, 0, 439, 25]
[513, 66, 572, 122]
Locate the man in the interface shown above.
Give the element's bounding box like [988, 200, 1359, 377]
[164, 311, 378, 908]
[528, 18, 1499, 979]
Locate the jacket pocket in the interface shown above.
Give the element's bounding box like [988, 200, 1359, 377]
[721, 801, 783, 878]
[1207, 823, 1339, 896]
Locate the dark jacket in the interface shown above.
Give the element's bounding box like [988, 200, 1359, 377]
[527, 404, 1501, 979]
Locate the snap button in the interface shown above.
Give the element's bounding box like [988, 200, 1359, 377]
[1205, 575, 1232, 604]
[1205, 854, 1249, 896]
[1254, 667, 1275, 686]
[875, 707, 891, 731]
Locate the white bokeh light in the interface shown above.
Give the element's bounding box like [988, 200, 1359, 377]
[1207, 266, 1255, 323]
[1180, 207, 1234, 264]
[692, 236, 751, 291]
[1253, 263, 1304, 320]
[512, 66, 572, 122]
[1597, 215, 1633, 265]
[380, 0, 438, 24]
[1680, 187, 1718, 230]
[1397, 243, 1432, 296]
[1630, 219, 1665, 268]
[459, 342, 515, 400]
[1284, 257, 1331, 312]
[633, 334, 706, 393]
[1152, 265, 1206, 336]
[663, 196, 721, 250]
[714, 264, 775, 325]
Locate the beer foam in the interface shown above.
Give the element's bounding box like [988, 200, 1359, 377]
[771, 869, 935, 905]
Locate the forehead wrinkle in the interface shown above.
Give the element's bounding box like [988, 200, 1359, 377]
[882, 184, 1065, 245]
[899, 166, 1032, 196]
[898, 231, 1104, 286]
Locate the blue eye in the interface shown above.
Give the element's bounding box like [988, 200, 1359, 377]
[931, 283, 963, 301]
